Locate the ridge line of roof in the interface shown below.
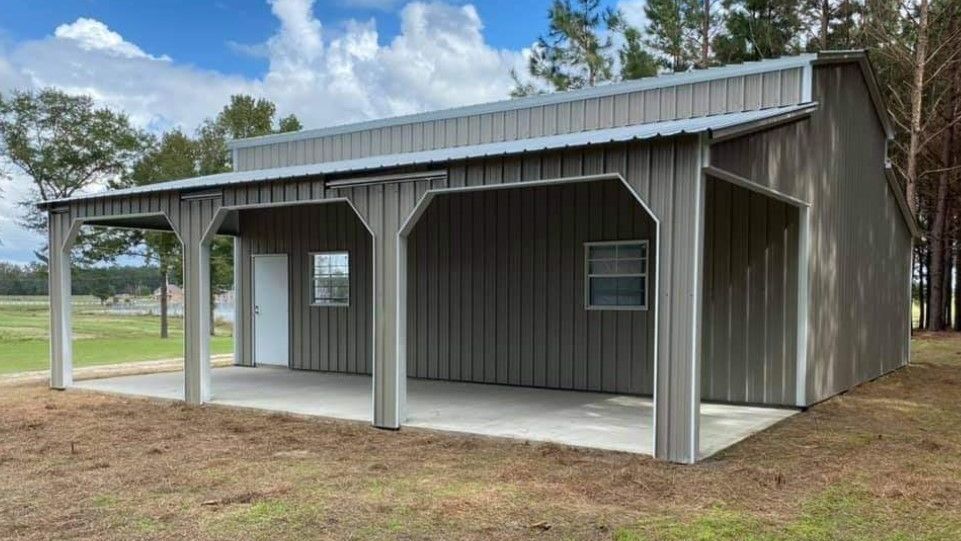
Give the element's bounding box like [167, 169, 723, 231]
[228, 54, 817, 150]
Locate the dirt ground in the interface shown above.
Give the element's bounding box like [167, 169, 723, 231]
[2, 336, 961, 540]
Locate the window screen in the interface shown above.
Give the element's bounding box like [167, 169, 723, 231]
[585, 241, 648, 310]
[311, 252, 349, 306]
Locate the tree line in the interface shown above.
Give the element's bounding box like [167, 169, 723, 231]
[0, 91, 302, 336]
[0, 262, 169, 299]
[516, 0, 961, 332]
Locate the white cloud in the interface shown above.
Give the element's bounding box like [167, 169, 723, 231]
[53, 18, 171, 61]
[0, 0, 526, 262]
[339, 0, 402, 11]
[616, 0, 649, 30]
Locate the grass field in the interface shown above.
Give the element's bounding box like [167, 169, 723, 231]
[0, 299, 233, 375]
[2, 335, 960, 539]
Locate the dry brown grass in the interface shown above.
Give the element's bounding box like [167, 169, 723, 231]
[2, 336, 961, 540]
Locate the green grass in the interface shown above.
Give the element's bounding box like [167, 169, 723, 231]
[0, 298, 232, 374]
[615, 481, 961, 540]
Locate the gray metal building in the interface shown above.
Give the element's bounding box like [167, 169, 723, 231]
[41, 50, 917, 463]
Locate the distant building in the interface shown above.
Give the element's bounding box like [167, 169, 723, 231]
[153, 284, 184, 303]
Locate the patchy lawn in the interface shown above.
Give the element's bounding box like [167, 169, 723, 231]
[0, 300, 232, 374]
[1, 335, 961, 540]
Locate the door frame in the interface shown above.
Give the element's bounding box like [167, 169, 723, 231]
[251, 253, 290, 368]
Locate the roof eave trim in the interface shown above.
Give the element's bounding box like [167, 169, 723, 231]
[813, 50, 895, 140]
[708, 103, 818, 143]
[884, 166, 922, 239]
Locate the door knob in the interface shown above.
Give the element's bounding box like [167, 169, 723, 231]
[254, 305, 260, 315]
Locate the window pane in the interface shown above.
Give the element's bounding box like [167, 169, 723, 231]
[616, 259, 644, 274]
[589, 245, 617, 260]
[618, 243, 645, 259]
[311, 252, 350, 304]
[590, 277, 620, 306]
[589, 260, 617, 274]
[616, 277, 645, 306]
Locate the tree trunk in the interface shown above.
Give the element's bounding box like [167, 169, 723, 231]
[159, 266, 169, 339]
[928, 50, 960, 330]
[210, 288, 216, 337]
[943, 236, 953, 328]
[700, 0, 711, 67]
[820, 0, 830, 50]
[924, 248, 931, 328]
[928, 166, 950, 330]
[918, 246, 927, 329]
[906, 0, 929, 216]
[954, 240, 961, 331]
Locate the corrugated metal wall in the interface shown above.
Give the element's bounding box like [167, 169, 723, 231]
[701, 179, 799, 405]
[233, 68, 803, 172]
[710, 63, 912, 405]
[406, 179, 656, 395]
[234, 202, 373, 373]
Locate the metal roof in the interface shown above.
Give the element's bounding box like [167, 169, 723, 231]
[228, 54, 817, 150]
[42, 103, 817, 206]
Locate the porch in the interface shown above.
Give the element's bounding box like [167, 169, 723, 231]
[73, 366, 796, 458]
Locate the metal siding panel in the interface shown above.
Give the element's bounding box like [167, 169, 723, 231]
[659, 87, 676, 120]
[517, 108, 531, 139]
[692, 82, 709, 117]
[744, 73, 763, 110]
[543, 104, 558, 135]
[530, 106, 544, 137]
[762, 71, 781, 108]
[781, 67, 801, 104]
[710, 79, 727, 114]
[628, 92, 645, 124]
[677, 84, 694, 118]
[557, 101, 572, 133]
[643, 90, 660, 122]
[599, 95, 615, 128]
[613, 94, 630, 127]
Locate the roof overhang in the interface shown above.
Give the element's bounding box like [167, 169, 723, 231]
[813, 50, 895, 140]
[39, 103, 817, 208]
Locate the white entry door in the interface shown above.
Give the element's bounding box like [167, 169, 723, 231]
[253, 254, 289, 367]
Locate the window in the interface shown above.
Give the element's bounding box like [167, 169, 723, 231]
[585, 240, 648, 310]
[310, 252, 349, 306]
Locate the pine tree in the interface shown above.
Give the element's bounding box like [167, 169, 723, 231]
[713, 0, 803, 63]
[645, 0, 690, 71]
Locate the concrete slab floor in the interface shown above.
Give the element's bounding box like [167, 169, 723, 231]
[74, 366, 796, 458]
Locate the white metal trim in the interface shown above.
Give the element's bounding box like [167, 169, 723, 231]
[703, 165, 811, 208]
[795, 206, 811, 407]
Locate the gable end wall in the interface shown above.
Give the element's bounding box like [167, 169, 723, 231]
[710, 62, 912, 406]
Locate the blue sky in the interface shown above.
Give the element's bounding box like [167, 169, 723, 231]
[0, 0, 632, 264]
[1, 1, 620, 79]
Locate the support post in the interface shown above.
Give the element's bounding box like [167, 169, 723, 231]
[232, 236, 243, 366]
[653, 138, 706, 463]
[183, 236, 212, 404]
[368, 184, 406, 428]
[48, 212, 79, 390]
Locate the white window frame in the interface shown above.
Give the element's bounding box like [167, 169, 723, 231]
[309, 251, 350, 307]
[584, 240, 649, 311]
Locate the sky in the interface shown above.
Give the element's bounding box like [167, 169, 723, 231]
[0, 0, 641, 264]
